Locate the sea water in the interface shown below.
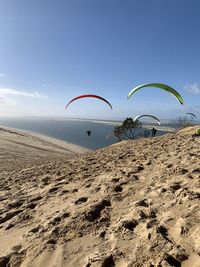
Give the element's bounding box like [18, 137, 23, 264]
[0, 117, 119, 150]
[0, 117, 191, 150]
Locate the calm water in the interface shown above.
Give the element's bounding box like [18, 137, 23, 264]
[0, 117, 198, 150]
[0, 117, 119, 150]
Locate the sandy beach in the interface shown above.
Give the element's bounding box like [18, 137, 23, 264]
[0, 125, 200, 266]
[0, 126, 90, 170]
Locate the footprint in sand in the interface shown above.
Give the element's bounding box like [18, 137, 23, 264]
[85, 199, 111, 222]
[75, 197, 88, 205]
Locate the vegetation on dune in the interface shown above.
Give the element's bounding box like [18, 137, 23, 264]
[114, 118, 141, 141]
[173, 116, 195, 129]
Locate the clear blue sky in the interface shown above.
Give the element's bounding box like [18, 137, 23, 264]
[0, 0, 200, 119]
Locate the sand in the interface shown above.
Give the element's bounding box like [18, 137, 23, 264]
[0, 125, 200, 266]
[0, 126, 90, 170]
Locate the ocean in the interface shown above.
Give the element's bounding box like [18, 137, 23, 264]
[0, 117, 198, 150]
[0, 117, 119, 150]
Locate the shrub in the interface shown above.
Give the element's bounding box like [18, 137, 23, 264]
[114, 118, 141, 141]
[173, 116, 194, 129]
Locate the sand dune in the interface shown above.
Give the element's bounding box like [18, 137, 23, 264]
[0, 125, 200, 266]
[0, 126, 89, 170]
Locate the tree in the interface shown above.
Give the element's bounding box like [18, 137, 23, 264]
[114, 118, 141, 141]
[173, 116, 194, 129]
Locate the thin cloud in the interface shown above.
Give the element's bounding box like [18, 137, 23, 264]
[0, 96, 5, 103]
[42, 83, 52, 88]
[184, 83, 200, 94]
[0, 95, 16, 105]
[0, 73, 6, 78]
[0, 88, 48, 99]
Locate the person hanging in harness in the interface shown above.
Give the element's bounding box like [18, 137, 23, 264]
[86, 130, 92, 136]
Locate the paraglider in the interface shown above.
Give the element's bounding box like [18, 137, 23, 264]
[151, 127, 157, 137]
[128, 83, 184, 105]
[186, 112, 197, 118]
[133, 115, 160, 125]
[65, 94, 113, 109]
[86, 130, 92, 136]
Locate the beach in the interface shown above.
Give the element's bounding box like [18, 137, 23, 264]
[0, 126, 90, 171]
[0, 117, 179, 150]
[0, 125, 200, 266]
[0, 118, 119, 150]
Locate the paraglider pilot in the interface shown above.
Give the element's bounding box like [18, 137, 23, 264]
[86, 130, 92, 136]
[151, 127, 157, 137]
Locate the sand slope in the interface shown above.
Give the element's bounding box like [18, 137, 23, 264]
[0, 126, 89, 170]
[0, 126, 200, 267]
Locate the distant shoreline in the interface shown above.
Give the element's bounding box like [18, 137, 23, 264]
[0, 125, 91, 155]
[1, 117, 197, 151]
[41, 117, 177, 131]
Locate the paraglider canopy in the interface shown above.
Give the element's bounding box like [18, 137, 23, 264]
[134, 115, 160, 125]
[65, 94, 113, 109]
[128, 83, 184, 105]
[186, 112, 197, 118]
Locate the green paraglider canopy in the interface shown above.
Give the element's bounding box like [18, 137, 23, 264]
[128, 83, 184, 105]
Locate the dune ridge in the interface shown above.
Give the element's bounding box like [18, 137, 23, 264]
[0, 126, 200, 266]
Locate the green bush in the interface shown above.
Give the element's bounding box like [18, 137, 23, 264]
[114, 118, 141, 141]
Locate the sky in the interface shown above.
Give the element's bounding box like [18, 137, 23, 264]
[0, 0, 200, 119]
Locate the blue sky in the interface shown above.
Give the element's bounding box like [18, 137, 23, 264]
[0, 0, 200, 119]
